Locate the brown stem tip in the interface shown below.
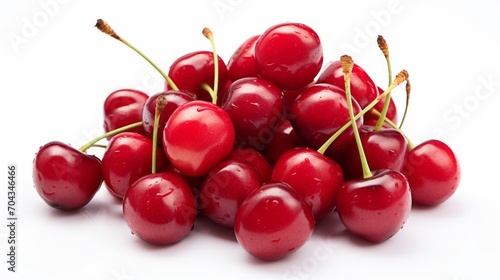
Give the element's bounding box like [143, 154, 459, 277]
[202, 27, 213, 40]
[340, 54, 354, 74]
[377, 35, 389, 58]
[95, 19, 120, 40]
[393, 69, 409, 86]
[155, 95, 168, 114]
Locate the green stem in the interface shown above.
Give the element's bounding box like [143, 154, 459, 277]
[343, 59, 372, 179]
[201, 83, 217, 105]
[78, 121, 142, 153]
[203, 28, 219, 105]
[398, 79, 411, 130]
[370, 109, 415, 150]
[374, 56, 393, 132]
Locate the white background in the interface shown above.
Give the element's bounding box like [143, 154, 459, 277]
[1, 0, 499, 279]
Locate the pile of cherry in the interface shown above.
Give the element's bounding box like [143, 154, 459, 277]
[32, 19, 461, 260]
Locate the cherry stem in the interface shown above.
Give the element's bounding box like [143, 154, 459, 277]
[152, 95, 167, 174]
[370, 108, 415, 149]
[94, 19, 179, 91]
[341, 55, 372, 179]
[203, 27, 219, 105]
[78, 121, 143, 153]
[398, 79, 411, 129]
[317, 69, 409, 155]
[374, 35, 392, 132]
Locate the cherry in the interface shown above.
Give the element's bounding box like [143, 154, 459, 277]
[227, 34, 260, 81]
[162, 100, 235, 177]
[402, 139, 461, 206]
[336, 169, 412, 243]
[262, 118, 305, 167]
[199, 159, 262, 228]
[101, 132, 168, 198]
[335, 55, 411, 243]
[141, 90, 196, 145]
[342, 128, 408, 181]
[225, 147, 272, 183]
[103, 89, 149, 139]
[123, 171, 197, 245]
[254, 22, 323, 90]
[289, 83, 363, 159]
[32, 141, 103, 210]
[221, 77, 284, 152]
[316, 60, 379, 109]
[167, 50, 228, 102]
[234, 182, 315, 260]
[270, 147, 344, 221]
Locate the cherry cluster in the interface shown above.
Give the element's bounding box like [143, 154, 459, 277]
[32, 19, 461, 261]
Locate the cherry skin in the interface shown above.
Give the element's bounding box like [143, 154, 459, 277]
[317, 60, 379, 109]
[262, 118, 305, 167]
[342, 128, 408, 181]
[289, 83, 363, 160]
[32, 141, 103, 210]
[141, 90, 196, 145]
[336, 169, 412, 243]
[225, 147, 272, 183]
[167, 51, 228, 102]
[101, 132, 168, 199]
[162, 100, 236, 177]
[103, 89, 149, 139]
[234, 182, 315, 260]
[199, 159, 262, 228]
[254, 22, 323, 90]
[402, 139, 461, 206]
[227, 34, 260, 81]
[270, 147, 344, 221]
[123, 171, 197, 245]
[221, 77, 284, 152]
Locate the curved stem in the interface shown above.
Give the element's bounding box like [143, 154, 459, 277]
[203, 28, 219, 105]
[151, 96, 167, 174]
[374, 35, 393, 132]
[78, 121, 142, 153]
[370, 109, 415, 150]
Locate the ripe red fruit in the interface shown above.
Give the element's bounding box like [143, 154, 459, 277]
[254, 22, 323, 90]
[32, 141, 103, 210]
[227, 34, 260, 81]
[270, 147, 344, 221]
[317, 60, 379, 109]
[234, 182, 315, 260]
[103, 89, 149, 139]
[336, 169, 412, 243]
[141, 90, 196, 145]
[221, 77, 284, 152]
[162, 100, 236, 177]
[167, 51, 228, 102]
[402, 139, 461, 206]
[123, 172, 197, 245]
[199, 159, 262, 228]
[101, 132, 168, 198]
[225, 147, 272, 183]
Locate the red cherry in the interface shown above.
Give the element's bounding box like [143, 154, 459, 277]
[123, 172, 197, 245]
[32, 141, 103, 210]
[162, 100, 235, 177]
[225, 147, 272, 183]
[336, 169, 412, 243]
[103, 89, 149, 139]
[101, 132, 168, 199]
[342, 128, 408, 180]
[199, 159, 262, 228]
[221, 77, 284, 152]
[402, 139, 461, 206]
[270, 147, 344, 221]
[167, 51, 228, 102]
[262, 118, 305, 166]
[234, 182, 315, 260]
[289, 83, 363, 159]
[254, 22, 323, 90]
[141, 90, 196, 145]
[317, 60, 379, 109]
[227, 34, 260, 81]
